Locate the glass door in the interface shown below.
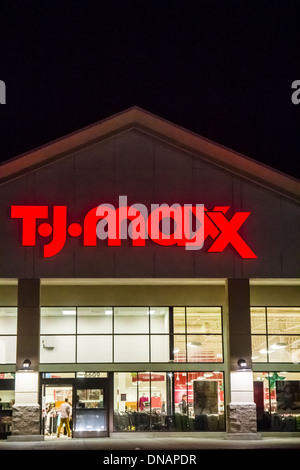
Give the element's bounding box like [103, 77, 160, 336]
[42, 383, 74, 438]
[74, 378, 108, 437]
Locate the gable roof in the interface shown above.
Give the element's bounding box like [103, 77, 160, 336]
[0, 106, 299, 202]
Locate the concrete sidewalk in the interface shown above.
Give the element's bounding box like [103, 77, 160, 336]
[1, 433, 300, 451]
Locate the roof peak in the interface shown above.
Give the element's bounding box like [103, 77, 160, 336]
[0, 106, 299, 202]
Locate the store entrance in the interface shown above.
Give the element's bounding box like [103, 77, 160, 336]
[41, 377, 109, 438]
[42, 384, 73, 438]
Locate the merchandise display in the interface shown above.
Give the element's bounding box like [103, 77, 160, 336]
[0, 387, 14, 438]
[113, 371, 226, 432]
[254, 373, 300, 431]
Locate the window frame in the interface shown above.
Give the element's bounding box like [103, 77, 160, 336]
[40, 306, 224, 365]
[0, 307, 17, 365]
[251, 306, 300, 364]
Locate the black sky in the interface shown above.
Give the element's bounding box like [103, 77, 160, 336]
[0, 0, 299, 177]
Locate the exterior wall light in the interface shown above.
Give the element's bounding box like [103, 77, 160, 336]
[237, 358, 250, 371]
[20, 359, 33, 371]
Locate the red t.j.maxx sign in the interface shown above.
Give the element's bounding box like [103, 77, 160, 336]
[10, 196, 257, 259]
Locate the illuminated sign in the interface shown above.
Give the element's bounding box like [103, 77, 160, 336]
[10, 196, 257, 259]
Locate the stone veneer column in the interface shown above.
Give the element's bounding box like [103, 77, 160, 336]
[10, 279, 42, 439]
[225, 278, 260, 439]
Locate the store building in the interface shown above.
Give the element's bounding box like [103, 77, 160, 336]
[0, 107, 299, 439]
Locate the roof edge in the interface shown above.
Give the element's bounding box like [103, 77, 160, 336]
[0, 106, 299, 202]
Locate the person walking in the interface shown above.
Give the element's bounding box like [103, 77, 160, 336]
[57, 398, 72, 437]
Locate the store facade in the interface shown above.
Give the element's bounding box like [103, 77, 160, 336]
[0, 107, 299, 439]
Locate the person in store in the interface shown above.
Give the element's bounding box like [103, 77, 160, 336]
[57, 398, 72, 437]
[179, 394, 187, 414]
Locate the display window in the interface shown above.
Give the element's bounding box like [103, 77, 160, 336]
[254, 372, 300, 431]
[0, 374, 15, 438]
[0, 389, 15, 410]
[113, 372, 171, 432]
[113, 371, 224, 432]
[174, 372, 225, 431]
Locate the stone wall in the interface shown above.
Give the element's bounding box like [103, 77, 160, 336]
[227, 403, 257, 434]
[11, 405, 41, 435]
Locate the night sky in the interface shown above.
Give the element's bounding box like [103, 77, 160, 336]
[0, 0, 299, 177]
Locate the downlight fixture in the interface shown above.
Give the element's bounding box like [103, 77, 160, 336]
[19, 359, 33, 372]
[237, 358, 251, 372]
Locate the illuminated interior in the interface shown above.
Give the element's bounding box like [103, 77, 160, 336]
[251, 307, 300, 363]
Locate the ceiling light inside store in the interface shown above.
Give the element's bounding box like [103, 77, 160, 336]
[105, 309, 113, 315]
[62, 310, 76, 315]
[187, 341, 201, 347]
[259, 348, 273, 354]
[270, 343, 287, 350]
